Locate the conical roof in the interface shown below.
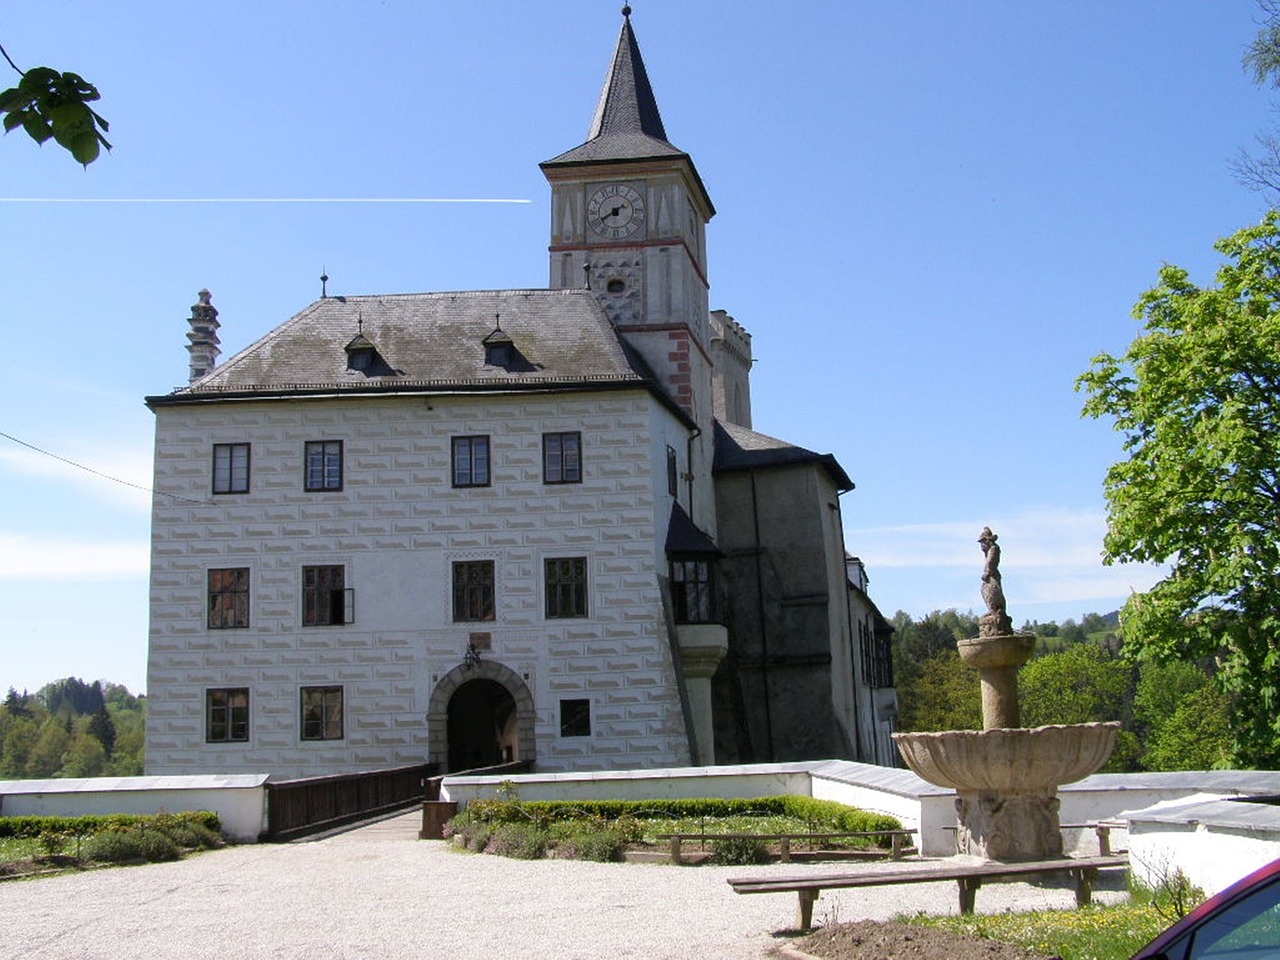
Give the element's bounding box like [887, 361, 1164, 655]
[543, 8, 690, 168]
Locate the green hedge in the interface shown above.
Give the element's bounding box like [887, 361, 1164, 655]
[459, 795, 900, 833]
[0, 810, 221, 840]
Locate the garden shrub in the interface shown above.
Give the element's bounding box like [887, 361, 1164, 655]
[81, 830, 146, 863]
[460, 795, 899, 832]
[159, 821, 224, 851]
[485, 823, 547, 860]
[709, 836, 770, 865]
[135, 830, 181, 862]
[0, 811, 221, 840]
[555, 824, 625, 862]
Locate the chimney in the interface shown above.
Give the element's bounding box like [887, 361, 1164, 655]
[186, 289, 221, 383]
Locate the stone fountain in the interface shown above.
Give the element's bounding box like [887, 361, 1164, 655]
[893, 528, 1118, 862]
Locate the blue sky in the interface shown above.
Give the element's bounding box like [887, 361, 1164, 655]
[0, 1, 1271, 695]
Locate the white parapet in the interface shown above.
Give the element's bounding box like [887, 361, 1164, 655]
[0, 774, 269, 842]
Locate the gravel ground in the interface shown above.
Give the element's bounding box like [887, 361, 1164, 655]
[0, 811, 1129, 960]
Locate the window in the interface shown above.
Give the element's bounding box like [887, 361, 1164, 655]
[670, 557, 714, 623]
[301, 686, 344, 741]
[559, 698, 591, 737]
[453, 560, 495, 621]
[666, 445, 678, 497]
[545, 557, 588, 619]
[206, 688, 249, 742]
[861, 619, 894, 689]
[304, 440, 343, 491]
[452, 436, 490, 487]
[212, 443, 250, 494]
[303, 565, 351, 626]
[542, 432, 581, 484]
[208, 568, 250, 629]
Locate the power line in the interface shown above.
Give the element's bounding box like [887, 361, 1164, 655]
[0, 430, 205, 505]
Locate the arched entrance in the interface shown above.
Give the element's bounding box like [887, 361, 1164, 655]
[447, 678, 516, 771]
[427, 661, 536, 773]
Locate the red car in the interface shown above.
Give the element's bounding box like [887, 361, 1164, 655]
[1131, 857, 1280, 959]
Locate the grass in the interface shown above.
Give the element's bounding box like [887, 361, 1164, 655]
[0, 837, 45, 862]
[901, 898, 1173, 960]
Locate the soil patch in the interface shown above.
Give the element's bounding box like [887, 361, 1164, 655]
[783, 920, 1056, 960]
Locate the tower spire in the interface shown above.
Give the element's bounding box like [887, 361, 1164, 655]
[586, 6, 668, 145]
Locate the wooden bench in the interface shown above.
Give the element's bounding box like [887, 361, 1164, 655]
[727, 854, 1129, 930]
[656, 829, 917, 864]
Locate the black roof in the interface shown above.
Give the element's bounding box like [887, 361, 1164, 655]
[713, 421, 855, 492]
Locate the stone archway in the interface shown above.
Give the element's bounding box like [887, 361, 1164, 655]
[427, 662, 536, 773]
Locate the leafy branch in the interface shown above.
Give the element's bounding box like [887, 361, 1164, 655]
[0, 41, 110, 166]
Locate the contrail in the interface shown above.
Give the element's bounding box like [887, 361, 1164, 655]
[0, 197, 532, 203]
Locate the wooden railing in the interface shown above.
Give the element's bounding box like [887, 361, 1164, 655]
[263, 763, 437, 841]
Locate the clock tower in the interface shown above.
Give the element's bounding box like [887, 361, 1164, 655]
[541, 6, 715, 426]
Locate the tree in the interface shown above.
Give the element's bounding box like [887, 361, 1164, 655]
[1237, 2, 1280, 200]
[896, 650, 982, 732]
[1077, 213, 1280, 766]
[1143, 685, 1233, 771]
[0, 42, 109, 166]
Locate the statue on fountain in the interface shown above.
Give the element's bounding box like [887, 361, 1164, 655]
[978, 527, 1014, 637]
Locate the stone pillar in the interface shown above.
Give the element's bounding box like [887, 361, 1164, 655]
[956, 634, 1035, 730]
[675, 624, 728, 765]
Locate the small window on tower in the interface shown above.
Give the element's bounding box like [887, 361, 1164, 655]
[606, 278, 626, 294]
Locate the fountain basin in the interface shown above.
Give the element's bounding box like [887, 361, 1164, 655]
[893, 722, 1120, 792]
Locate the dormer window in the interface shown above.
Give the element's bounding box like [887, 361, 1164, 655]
[483, 323, 515, 368]
[344, 332, 377, 372]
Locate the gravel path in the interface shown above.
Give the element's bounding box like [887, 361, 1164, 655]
[0, 811, 1129, 960]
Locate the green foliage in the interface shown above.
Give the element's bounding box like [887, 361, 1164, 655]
[484, 822, 547, 859]
[709, 836, 770, 865]
[446, 796, 900, 863]
[31, 813, 213, 866]
[1143, 685, 1233, 771]
[551, 823, 626, 862]
[1019, 643, 1134, 728]
[896, 650, 982, 732]
[0, 810, 220, 840]
[459, 795, 899, 833]
[0, 61, 110, 166]
[905, 900, 1169, 960]
[0, 679, 145, 779]
[1077, 213, 1280, 767]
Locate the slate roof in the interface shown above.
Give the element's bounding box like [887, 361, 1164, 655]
[544, 12, 680, 165]
[713, 421, 855, 492]
[665, 501, 721, 555]
[540, 9, 714, 215]
[148, 289, 686, 420]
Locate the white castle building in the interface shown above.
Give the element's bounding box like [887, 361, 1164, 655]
[143, 8, 897, 779]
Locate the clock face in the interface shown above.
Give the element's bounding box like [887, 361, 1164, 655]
[587, 183, 646, 240]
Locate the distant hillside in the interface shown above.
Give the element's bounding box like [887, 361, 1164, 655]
[1, 679, 145, 779]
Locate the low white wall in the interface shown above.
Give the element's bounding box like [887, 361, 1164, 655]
[0, 775, 269, 843]
[1129, 822, 1280, 896]
[808, 769, 949, 855]
[441, 763, 815, 808]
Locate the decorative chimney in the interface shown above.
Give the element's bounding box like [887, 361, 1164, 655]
[186, 289, 221, 383]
